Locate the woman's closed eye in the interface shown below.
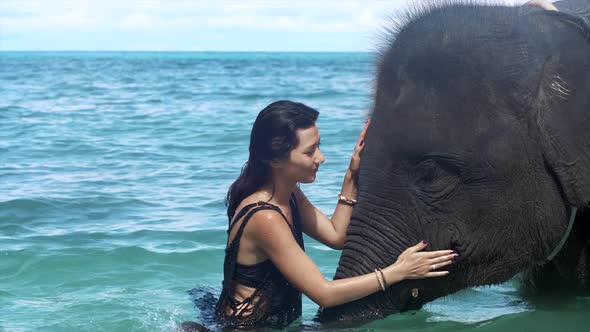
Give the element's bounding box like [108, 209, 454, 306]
[305, 142, 321, 156]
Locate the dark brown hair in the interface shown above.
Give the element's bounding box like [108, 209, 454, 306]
[225, 100, 319, 220]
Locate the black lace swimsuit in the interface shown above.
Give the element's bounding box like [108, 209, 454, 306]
[214, 195, 305, 329]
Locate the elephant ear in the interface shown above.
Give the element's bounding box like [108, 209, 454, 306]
[532, 12, 590, 208]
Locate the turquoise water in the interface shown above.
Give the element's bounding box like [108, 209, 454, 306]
[1, 52, 588, 331]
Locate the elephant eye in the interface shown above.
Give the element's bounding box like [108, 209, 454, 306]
[412, 158, 461, 197]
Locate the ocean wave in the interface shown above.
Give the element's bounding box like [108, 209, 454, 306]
[0, 197, 63, 211]
[0, 196, 159, 209]
[0, 105, 38, 118]
[0, 227, 229, 254]
[0, 196, 163, 224]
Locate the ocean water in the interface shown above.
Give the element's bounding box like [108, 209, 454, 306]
[1, 52, 589, 332]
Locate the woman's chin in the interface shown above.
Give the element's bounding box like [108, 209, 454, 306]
[300, 175, 317, 184]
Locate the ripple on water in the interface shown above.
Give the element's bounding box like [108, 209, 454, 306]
[423, 284, 531, 323]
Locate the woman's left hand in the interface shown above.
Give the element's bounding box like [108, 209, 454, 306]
[348, 119, 371, 175]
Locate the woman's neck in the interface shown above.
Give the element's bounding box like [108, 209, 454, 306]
[261, 177, 296, 206]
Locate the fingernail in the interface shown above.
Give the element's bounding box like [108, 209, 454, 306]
[422, 240, 428, 245]
[360, 140, 365, 145]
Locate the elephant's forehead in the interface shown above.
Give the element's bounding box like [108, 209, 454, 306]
[378, 92, 522, 156]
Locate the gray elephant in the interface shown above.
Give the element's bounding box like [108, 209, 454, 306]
[318, 0, 590, 323]
[554, 0, 590, 24]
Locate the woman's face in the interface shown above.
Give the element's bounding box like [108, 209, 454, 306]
[278, 125, 326, 184]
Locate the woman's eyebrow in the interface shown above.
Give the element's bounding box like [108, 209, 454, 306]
[304, 140, 320, 150]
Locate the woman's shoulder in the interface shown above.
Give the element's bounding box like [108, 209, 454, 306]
[234, 192, 270, 213]
[245, 209, 298, 250]
[236, 201, 291, 240]
[231, 193, 280, 225]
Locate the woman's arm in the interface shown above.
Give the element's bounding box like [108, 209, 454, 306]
[294, 174, 354, 250]
[296, 121, 370, 249]
[249, 209, 455, 308]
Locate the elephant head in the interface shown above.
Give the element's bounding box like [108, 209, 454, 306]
[318, 4, 590, 323]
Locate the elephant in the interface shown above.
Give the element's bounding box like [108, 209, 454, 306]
[317, 0, 590, 324]
[554, 0, 590, 25]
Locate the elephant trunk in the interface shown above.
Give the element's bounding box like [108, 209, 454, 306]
[316, 203, 433, 323]
[316, 201, 473, 323]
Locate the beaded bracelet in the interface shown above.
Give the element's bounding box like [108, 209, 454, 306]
[337, 192, 357, 206]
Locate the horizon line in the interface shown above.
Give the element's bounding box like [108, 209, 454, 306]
[0, 50, 374, 53]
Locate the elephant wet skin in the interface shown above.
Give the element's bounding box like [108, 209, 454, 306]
[317, 2, 590, 324]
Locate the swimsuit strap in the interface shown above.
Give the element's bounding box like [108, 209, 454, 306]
[228, 201, 265, 229]
[228, 192, 298, 228]
[227, 201, 294, 248]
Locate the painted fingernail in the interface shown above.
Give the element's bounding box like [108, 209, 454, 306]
[360, 140, 365, 145]
[422, 240, 428, 245]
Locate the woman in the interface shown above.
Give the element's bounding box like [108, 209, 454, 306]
[207, 100, 456, 329]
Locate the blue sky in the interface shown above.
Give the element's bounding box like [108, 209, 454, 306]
[1, 0, 535, 52]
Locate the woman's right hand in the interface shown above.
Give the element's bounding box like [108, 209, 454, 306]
[393, 241, 457, 279]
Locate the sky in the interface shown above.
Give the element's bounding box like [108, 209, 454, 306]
[1, 0, 542, 52]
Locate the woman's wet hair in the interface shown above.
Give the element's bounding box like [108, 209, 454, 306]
[225, 100, 319, 220]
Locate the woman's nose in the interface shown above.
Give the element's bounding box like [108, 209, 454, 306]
[317, 151, 326, 164]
